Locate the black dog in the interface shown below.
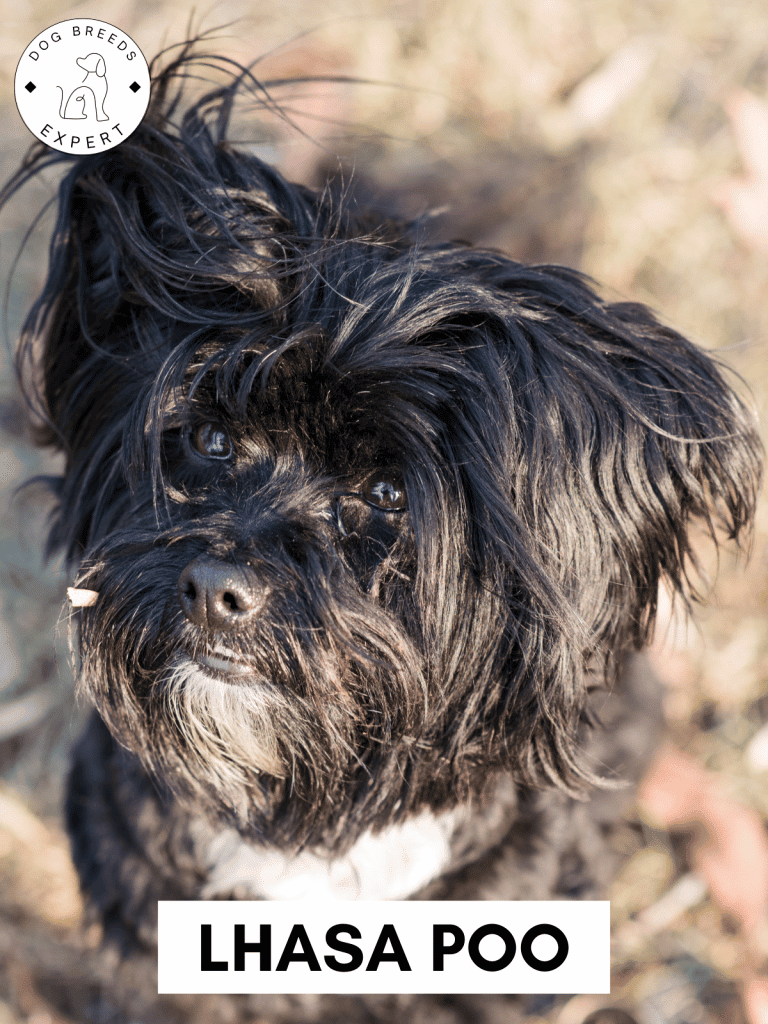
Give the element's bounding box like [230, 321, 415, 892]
[4, 47, 762, 1023]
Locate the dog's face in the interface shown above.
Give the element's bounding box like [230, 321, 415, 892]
[7, 55, 760, 850]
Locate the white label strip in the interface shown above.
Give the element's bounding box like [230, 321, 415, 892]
[158, 900, 610, 995]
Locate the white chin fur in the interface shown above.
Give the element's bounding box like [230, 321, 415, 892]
[163, 658, 286, 778]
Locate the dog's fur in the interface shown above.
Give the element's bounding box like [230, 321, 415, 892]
[4, 46, 762, 1022]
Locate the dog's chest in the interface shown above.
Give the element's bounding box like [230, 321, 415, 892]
[201, 810, 461, 901]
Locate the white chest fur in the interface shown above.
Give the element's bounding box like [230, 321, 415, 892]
[202, 809, 461, 901]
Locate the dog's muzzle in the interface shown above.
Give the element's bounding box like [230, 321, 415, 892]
[178, 555, 267, 632]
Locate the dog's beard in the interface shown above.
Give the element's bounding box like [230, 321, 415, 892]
[71, 516, 440, 849]
[163, 656, 289, 779]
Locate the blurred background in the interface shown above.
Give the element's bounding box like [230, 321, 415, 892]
[1, 1, 768, 1022]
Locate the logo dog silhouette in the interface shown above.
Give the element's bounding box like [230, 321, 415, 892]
[57, 52, 108, 121]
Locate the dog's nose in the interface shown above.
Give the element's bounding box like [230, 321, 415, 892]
[178, 556, 266, 632]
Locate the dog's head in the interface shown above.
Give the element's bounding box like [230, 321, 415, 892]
[6, 51, 761, 848]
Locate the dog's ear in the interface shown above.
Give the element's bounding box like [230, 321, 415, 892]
[13, 112, 297, 455]
[12, 37, 363, 453]
[430, 260, 761, 791]
[492, 263, 759, 614]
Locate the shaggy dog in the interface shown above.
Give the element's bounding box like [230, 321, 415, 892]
[4, 45, 761, 1023]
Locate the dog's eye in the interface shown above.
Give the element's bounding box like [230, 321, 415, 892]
[191, 422, 232, 460]
[361, 473, 407, 512]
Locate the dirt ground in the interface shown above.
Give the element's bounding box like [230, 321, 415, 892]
[1, 2, 768, 1022]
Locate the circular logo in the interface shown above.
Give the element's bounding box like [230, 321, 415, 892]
[15, 19, 150, 155]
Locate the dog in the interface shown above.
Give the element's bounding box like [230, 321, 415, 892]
[57, 52, 109, 123]
[4, 45, 762, 1023]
